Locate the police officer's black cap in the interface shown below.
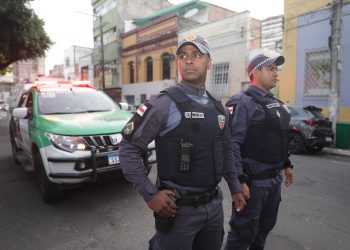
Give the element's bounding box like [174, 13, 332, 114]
[247, 54, 285, 77]
[176, 34, 210, 57]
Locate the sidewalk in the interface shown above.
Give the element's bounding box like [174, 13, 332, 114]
[323, 147, 350, 157]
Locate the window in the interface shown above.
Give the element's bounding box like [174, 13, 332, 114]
[94, 0, 117, 18]
[94, 65, 100, 77]
[94, 36, 101, 48]
[146, 57, 153, 82]
[103, 27, 117, 45]
[65, 57, 70, 67]
[140, 94, 147, 103]
[211, 62, 229, 98]
[26, 92, 33, 119]
[38, 89, 117, 115]
[125, 95, 135, 105]
[128, 61, 135, 83]
[162, 53, 172, 80]
[304, 49, 330, 96]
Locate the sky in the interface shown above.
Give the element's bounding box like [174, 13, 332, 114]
[31, 0, 283, 74]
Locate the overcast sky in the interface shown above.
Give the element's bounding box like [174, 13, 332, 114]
[30, 0, 283, 74]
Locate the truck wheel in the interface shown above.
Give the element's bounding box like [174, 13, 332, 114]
[288, 132, 304, 154]
[33, 150, 62, 203]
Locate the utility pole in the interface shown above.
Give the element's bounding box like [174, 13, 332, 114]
[99, 15, 106, 91]
[329, 0, 342, 141]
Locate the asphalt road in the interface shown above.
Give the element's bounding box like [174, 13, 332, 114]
[0, 110, 349, 250]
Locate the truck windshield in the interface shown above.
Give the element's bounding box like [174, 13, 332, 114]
[37, 88, 118, 115]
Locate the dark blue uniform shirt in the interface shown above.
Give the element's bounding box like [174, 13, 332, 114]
[119, 82, 242, 202]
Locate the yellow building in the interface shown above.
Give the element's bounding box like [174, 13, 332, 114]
[121, 0, 236, 105]
[280, 0, 350, 121]
[122, 13, 178, 85]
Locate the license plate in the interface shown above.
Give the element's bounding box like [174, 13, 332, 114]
[325, 137, 332, 142]
[108, 152, 119, 165]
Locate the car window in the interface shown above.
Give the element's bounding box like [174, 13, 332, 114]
[37, 88, 119, 115]
[18, 93, 29, 108]
[26, 93, 33, 108]
[306, 109, 325, 119]
[289, 107, 310, 117]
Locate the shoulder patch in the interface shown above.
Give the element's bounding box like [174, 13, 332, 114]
[121, 102, 153, 141]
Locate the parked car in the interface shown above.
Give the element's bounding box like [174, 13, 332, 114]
[288, 105, 334, 154]
[9, 79, 156, 203]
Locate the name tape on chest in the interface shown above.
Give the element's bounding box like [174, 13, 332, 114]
[184, 112, 205, 119]
[266, 103, 281, 109]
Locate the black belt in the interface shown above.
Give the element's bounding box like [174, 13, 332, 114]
[248, 168, 281, 180]
[175, 186, 219, 207]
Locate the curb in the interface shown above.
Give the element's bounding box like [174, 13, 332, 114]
[323, 147, 350, 157]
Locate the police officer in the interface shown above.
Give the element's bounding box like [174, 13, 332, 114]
[225, 54, 294, 250]
[119, 34, 246, 250]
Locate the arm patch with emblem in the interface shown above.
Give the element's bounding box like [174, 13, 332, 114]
[121, 102, 153, 141]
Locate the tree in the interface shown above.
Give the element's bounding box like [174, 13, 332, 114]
[0, 0, 53, 72]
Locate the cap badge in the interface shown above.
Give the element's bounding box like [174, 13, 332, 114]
[185, 34, 197, 41]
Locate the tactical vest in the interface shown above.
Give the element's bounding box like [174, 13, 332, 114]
[242, 89, 290, 164]
[156, 86, 226, 189]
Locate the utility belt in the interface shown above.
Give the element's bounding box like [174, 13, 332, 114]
[175, 186, 219, 207]
[155, 183, 219, 234]
[240, 168, 281, 183]
[159, 182, 219, 207]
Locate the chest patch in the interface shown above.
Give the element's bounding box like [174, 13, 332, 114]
[266, 103, 280, 109]
[184, 112, 205, 119]
[218, 115, 225, 130]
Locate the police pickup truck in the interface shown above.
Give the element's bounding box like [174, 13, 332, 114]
[9, 79, 155, 203]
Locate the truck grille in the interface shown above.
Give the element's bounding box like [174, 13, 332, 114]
[82, 133, 122, 149]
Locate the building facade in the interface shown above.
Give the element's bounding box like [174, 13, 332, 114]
[121, 0, 238, 105]
[261, 15, 283, 51]
[121, 13, 179, 105]
[91, 0, 172, 97]
[280, 0, 350, 121]
[12, 57, 45, 83]
[63, 46, 92, 80]
[79, 54, 94, 84]
[49, 64, 64, 79]
[179, 11, 261, 101]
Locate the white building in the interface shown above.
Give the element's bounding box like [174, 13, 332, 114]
[179, 11, 261, 100]
[79, 53, 94, 84]
[261, 15, 283, 51]
[63, 46, 92, 80]
[12, 57, 45, 83]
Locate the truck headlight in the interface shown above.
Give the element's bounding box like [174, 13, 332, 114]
[45, 132, 86, 152]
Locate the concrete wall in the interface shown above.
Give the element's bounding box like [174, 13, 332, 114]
[64, 46, 92, 80]
[122, 79, 175, 105]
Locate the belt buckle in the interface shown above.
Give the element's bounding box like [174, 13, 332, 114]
[193, 196, 200, 208]
[203, 193, 211, 203]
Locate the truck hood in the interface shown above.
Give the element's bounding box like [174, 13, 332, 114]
[35, 110, 132, 135]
